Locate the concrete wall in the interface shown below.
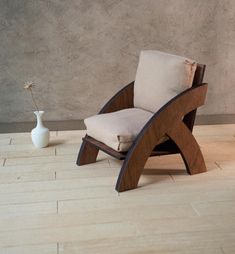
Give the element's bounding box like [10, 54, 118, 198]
[0, 0, 234, 123]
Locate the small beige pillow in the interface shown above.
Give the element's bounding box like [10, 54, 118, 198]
[134, 50, 197, 113]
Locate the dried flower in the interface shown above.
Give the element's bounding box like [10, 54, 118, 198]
[24, 81, 34, 90]
[24, 81, 39, 112]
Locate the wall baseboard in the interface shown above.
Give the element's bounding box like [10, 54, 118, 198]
[0, 114, 235, 133]
[195, 114, 235, 125]
[0, 120, 86, 133]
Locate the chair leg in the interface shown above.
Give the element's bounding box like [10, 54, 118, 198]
[76, 137, 99, 166]
[115, 155, 147, 192]
[167, 121, 207, 175]
[115, 139, 153, 192]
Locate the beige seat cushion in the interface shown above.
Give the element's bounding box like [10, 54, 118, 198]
[134, 50, 197, 113]
[85, 108, 153, 152]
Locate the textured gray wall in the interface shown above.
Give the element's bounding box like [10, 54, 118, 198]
[0, 0, 234, 123]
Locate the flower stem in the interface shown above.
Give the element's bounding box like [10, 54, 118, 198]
[30, 88, 39, 112]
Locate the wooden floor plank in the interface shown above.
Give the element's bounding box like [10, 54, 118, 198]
[0, 207, 202, 233]
[0, 144, 56, 159]
[0, 201, 56, 218]
[0, 159, 4, 166]
[0, 160, 109, 174]
[0, 170, 55, 184]
[4, 154, 111, 166]
[0, 221, 138, 247]
[0, 138, 11, 145]
[192, 200, 235, 216]
[4, 155, 76, 166]
[0, 243, 57, 254]
[59, 231, 233, 254]
[0, 181, 235, 206]
[60, 240, 223, 254]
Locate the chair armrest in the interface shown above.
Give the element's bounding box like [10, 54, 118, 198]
[133, 83, 208, 148]
[99, 81, 134, 114]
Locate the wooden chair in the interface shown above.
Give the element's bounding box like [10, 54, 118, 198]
[77, 51, 208, 192]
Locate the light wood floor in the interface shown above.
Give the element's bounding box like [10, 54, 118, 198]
[0, 125, 235, 254]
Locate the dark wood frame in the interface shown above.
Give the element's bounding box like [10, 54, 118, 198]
[77, 64, 207, 192]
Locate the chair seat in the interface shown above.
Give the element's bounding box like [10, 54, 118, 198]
[84, 108, 153, 152]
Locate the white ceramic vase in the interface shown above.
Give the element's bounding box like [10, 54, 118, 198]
[31, 111, 50, 148]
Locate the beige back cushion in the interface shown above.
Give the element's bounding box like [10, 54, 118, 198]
[134, 50, 197, 113]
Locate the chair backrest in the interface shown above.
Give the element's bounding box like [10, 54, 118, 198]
[192, 63, 206, 87]
[134, 50, 198, 113]
[183, 63, 206, 131]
